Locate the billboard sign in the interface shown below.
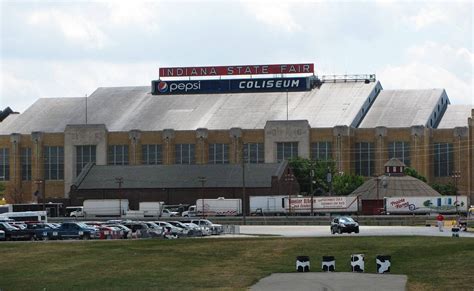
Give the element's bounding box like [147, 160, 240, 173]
[159, 63, 314, 77]
[151, 77, 311, 95]
[385, 196, 468, 214]
[285, 196, 359, 213]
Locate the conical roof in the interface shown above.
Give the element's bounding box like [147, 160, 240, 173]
[349, 175, 441, 200]
[384, 158, 406, 167]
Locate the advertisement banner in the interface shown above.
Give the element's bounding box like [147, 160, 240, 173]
[159, 63, 314, 77]
[385, 196, 469, 213]
[286, 196, 359, 213]
[151, 77, 311, 95]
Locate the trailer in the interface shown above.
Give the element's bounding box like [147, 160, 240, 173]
[285, 196, 359, 214]
[384, 196, 469, 214]
[195, 197, 242, 216]
[249, 195, 287, 215]
[83, 199, 129, 217]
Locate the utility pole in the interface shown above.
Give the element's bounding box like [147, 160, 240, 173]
[115, 177, 123, 218]
[451, 171, 461, 214]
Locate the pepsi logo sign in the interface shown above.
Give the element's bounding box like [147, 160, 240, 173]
[158, 81, 169, 93]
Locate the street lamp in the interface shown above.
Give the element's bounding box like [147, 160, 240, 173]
[451, 171, 461, 214]
[198, 176, 207, 219]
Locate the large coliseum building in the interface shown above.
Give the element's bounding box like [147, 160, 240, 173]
[0, 65, 473, 208]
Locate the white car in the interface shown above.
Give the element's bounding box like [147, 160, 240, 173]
[186, 219, 223, 235]
[161, 209, 179, 217]
[184, 222, 210, 236]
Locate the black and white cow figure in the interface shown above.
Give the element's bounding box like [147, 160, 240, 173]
[322, 256, 335, 272]
[296, 256, 310, 272]
[351, 254, 365, 272]
[376, 255, 391, 274]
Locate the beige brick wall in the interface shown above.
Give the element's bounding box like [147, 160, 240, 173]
[0, 121, 472, 202]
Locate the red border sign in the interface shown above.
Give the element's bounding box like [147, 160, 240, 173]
[159, 63, 314, 77]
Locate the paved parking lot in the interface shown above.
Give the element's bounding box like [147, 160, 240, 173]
[239, 225, 474, 238]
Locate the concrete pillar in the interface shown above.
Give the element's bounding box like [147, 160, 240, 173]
[196, 128, 208, 164]
[64, 124, 108, 197]
[333, 126, 352, 174]
[375, 127, 387, 175]
[264, 120, 310, 163]
[162, 129, 175, 165]
[8, 133, 21, 202]
[411, 126, 430, 179]
[229, 127, 242, 164]
[129, 130, 142, 165]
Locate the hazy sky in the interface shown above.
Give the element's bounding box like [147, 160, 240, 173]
[1, 0, 473, 112]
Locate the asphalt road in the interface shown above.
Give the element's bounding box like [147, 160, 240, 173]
[239, 225, 474, 238]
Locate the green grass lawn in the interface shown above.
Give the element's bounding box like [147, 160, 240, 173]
[0, 236, 473, 290]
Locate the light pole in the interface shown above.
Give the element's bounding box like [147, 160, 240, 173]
[451, 171, 461, 214]
[198, 176, 207, 218]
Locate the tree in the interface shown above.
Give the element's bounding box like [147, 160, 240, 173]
[288, 157, 336, 195]
[404, 167, 456, 195]
[431, 182, 457, 196]
[332, 173, 365, 196]
[288, 158, 365, 196]
[404, 167, 427, 182]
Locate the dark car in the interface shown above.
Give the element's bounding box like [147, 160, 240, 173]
[331, 216, 359, 234]
[55, 222, 98, 240]
[25, 223, 60, 240]
[0, 222, 35, 241]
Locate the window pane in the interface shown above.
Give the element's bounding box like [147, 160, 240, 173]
[0, 148, 9, 181]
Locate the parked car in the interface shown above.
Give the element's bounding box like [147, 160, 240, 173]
[25, 223, 60, 240]
[0, 222, 35, 241]
[153, 221, 184, 237]
[143, 222, 165, 237]
[168, 221, 193, 236]
[122, 222, 152, 238]
[330, 216, 359, 234]
[161, 209, 179, 217]
[104, 224, 132, 239]
[0, 230, 5, 241]
[55, 222, 99, 240]
[182, 219, 223, 235]
[103, 226, 123, 239]
[183, 222, 209, 236]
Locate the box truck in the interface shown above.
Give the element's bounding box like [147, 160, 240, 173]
[185, 197, 242, 216]
[384, 196, 469, 214]
[285, 196, 359, 214]
[249, 195, 287, 215]
[82, 199, 129, 217]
